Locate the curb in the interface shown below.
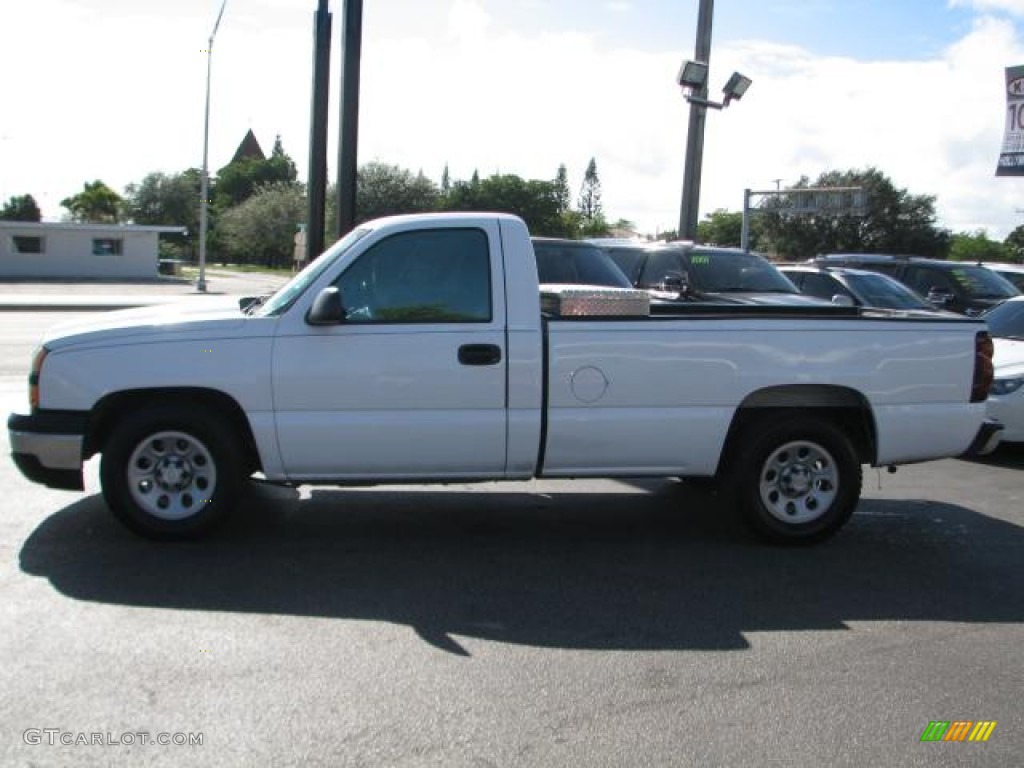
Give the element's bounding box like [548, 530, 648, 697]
[0, 295, 231, 312]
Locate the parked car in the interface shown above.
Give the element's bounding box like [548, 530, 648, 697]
[813, 254, 1019, 316]
[599, 243, 827, 305]
[979, 262, 1024, 292]
[779, 264, 949, 313]
[531, 238, 632, 288]
[982, 296, 1024, 444]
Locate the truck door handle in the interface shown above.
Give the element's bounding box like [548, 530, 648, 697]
[458, 344, 502, 366]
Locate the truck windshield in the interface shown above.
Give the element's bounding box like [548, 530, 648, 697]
[949, 266, 1019, 300]
[255, 227, 370, 317]
[685, 249, 798, 294]
[846, 272, 931, 310]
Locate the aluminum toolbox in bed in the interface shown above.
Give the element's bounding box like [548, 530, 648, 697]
[540, 284, 651, 317]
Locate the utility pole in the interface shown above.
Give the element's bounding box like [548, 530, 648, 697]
[198, 0, 228, 293]
[335, 0, 363, 238]
[678, 0, 713, 242]
[306, 0, 332, 263]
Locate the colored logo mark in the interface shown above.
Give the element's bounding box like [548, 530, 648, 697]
[920, 721, 997, 743]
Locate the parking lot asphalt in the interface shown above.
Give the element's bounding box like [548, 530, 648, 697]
[2, 308, 1021, 766]
[0, 269, 290, 310]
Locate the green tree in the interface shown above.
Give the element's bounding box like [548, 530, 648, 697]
[553, 163, 579, 236]
[949, 230, 1012, 262]
[440, 164, 451, 196]
[576, 158, 609, 237]
[217, 182, 306, 268]
[355, 162, 439, 223]
[0, 194, 42, 222]
[1004, 225, 1024, 263]
[124, 170, 201, 261]
[444, 173, 567, 236]
[696, 209, 744, 247]
[214, 135, 298, 209]
[60, 180, 122, 223]
[124, 170, 200, 229]
[554, 164, 571, 214]
[756, 168, 950, 260]
[577, 157, 602, 219]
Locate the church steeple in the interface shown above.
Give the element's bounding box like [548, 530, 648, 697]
[231, 129, 265, 163]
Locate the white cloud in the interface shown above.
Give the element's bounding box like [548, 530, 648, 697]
[950, 0, 1024, 16]
[3, 0, 1024, 240]
[448, 0, 491, 41]
[708, 15, 1024, 239]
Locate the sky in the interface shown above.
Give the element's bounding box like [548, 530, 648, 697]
[2, 0, 1024, 240]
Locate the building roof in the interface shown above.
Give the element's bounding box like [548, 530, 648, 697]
[231, 129, 266, 163]
[0, 221, 187, 234]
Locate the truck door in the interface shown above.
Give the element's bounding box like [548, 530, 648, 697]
[271, 224, 508, 480]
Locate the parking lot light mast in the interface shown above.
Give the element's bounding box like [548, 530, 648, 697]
[198, 0, 228, 294]
[678, 0, 714, 242]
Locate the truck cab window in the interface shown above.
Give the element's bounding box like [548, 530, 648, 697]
[336, 228, 492, 323]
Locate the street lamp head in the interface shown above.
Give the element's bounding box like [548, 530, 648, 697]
[677, 59, 709, 90]
[722, 72, 752, 105]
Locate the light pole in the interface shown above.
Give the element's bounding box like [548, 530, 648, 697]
[198, 0, 228, 293]
[677, 0, 751, 242]
[678, 0, 714, 242]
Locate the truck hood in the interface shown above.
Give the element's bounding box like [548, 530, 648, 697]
[42, 296, 248, 349]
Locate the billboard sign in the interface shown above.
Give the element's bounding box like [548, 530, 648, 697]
[997, 65, 1024, 176]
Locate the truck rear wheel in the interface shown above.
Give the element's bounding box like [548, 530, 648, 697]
[732, 414, 862, 544]
[100, 405, 243, 539]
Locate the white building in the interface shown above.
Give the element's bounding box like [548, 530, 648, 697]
[0, 222, 186, 279]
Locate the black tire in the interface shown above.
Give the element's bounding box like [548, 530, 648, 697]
[100, 405, 244, 539]
[731, 414, 862, 545]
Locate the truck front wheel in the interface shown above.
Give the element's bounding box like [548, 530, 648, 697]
[100, 406, 243, 539]
[733, 415, 862, 544]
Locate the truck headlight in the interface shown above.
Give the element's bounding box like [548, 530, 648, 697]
[991, 377, 1024, 396]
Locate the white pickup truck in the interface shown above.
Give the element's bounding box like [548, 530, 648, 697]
[8, 213, 1000, 543]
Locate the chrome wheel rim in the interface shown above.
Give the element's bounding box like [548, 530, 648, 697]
[758, 440, 838, 524]
[127, 431, 217, 521]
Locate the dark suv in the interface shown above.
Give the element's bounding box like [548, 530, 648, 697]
[599, 242, 826, 306]
[813, 254, 1019, 316]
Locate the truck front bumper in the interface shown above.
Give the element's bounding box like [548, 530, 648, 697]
[8, 411, 87, 491]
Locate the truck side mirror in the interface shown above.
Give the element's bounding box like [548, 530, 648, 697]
[238, 295, 261, 312]
[831, 294, 855, 307]
[306, 286, 346, 325]
[660, 270, 691, 298]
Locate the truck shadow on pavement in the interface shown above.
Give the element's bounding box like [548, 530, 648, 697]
[19, 480, 1024, 656]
